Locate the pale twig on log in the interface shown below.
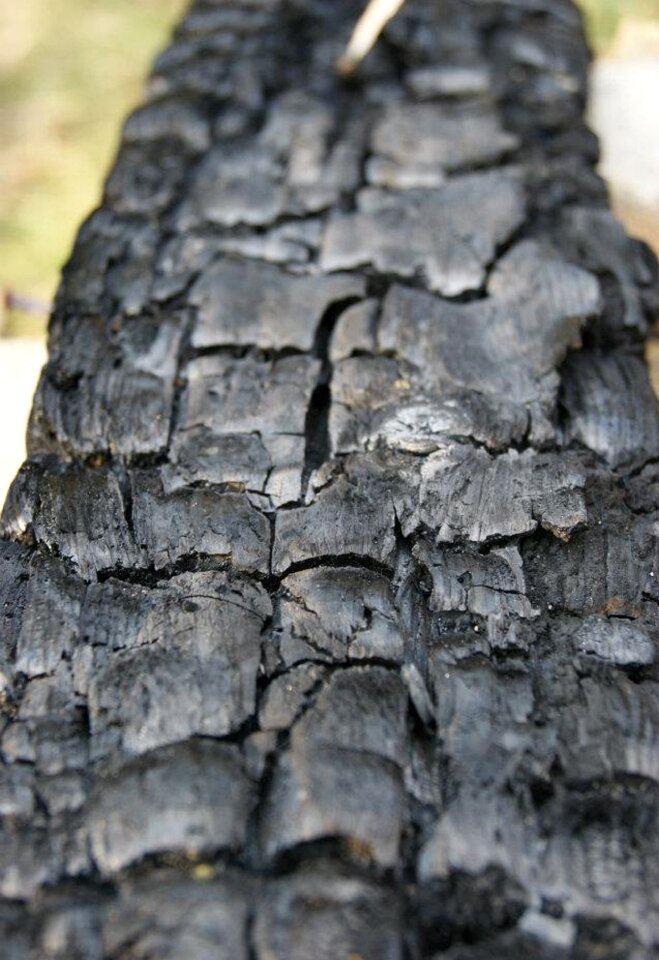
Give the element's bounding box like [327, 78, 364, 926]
[336, 0, 407, 76]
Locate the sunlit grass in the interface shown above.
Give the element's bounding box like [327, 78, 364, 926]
[579, 0, 659, 51]
[0, 0, 187, 333]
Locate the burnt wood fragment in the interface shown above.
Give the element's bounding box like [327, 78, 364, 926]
[1, 0, 659, 956]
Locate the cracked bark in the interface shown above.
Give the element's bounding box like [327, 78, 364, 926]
[1, 0, 659, 958]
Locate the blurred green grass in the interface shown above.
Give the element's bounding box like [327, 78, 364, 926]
[0, 0, 186, 334]
[0, 0, 658, 335]
[580, 0, 659, 49]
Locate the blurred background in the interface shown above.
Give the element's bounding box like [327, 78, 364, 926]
[0, 0, 658, 499]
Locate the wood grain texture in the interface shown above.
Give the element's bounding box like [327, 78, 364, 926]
[1, 0, 659, 956]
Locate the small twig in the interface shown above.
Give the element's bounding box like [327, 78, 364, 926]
[336, 0, 407, 77]
[3, 289, 50, 317]
[0, 289, 50, 336]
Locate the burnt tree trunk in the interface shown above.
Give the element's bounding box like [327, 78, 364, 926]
[1, 0, 659, 957]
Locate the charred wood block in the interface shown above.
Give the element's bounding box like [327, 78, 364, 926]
[1, 0, 659, 955]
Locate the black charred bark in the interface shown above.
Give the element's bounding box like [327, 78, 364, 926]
[1, 1, 659, 957]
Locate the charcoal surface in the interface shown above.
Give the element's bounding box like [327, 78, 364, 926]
[1, 0, 659, 957]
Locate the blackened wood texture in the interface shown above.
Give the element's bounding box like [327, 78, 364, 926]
[2, 0, 659, 957]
